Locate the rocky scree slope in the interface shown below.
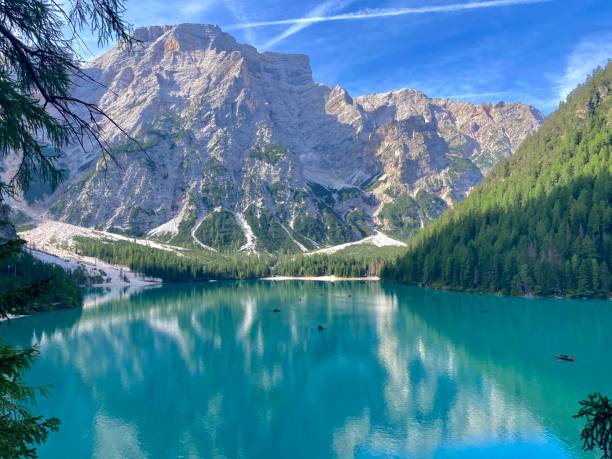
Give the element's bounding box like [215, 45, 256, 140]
[45, 23, 543, 253]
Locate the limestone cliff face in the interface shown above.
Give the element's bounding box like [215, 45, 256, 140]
[47, 24, 543, 252]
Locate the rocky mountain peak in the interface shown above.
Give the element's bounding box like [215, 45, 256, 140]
[42, 24, 543, 253]
[129, 24, 314, 86]
[133, 23, 234, 51]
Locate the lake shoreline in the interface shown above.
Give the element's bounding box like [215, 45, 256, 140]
[7, 281, 608, 458]
[261, 275, 379, 282]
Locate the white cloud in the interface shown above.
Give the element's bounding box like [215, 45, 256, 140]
[229, 0, 552, 29]
[225, 0, 257, 44]
[179, 0, 216, 15]
[260, 0, 355, 50]
[556, 32, 612, 102]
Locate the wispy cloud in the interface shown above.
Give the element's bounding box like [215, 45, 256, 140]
[229, 0, 551, 29]
[556, 32, 612, 102]
[225, 0, 257, 43]
[179, 0, 216, 15]
[260, 0, 354, 50]
[126, 0, 218, 26]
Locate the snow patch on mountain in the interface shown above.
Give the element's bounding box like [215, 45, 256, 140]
[236, 213, 257, 253]
[309, 231, 406, 255]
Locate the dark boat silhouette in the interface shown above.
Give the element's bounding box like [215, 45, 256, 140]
[556, 355, 576, 362]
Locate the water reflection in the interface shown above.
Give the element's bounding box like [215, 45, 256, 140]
[1, 281, 610, 458]
[83, 284, 160, 309]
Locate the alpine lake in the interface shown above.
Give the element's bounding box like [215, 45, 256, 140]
[2, 281, 611, 458]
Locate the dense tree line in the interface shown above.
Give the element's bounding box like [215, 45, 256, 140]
[0, 248, 83, 312]
[73, 236, 400, 281]
[274, 251, 390, 278]
[382, 63, 612, 299]
[74, 237, 272, 281]
[275, 254, 370, 277]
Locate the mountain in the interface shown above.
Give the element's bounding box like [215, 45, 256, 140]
[382, 62, 612, 298]
[41, 23, 542, 253]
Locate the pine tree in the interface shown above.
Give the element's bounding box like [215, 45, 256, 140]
[575, 393, 612, 459]
[0, 1, 133, 456]
[382, 62, 612, 299]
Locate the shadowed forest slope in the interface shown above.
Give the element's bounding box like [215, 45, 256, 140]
[382, 62, 612, 298]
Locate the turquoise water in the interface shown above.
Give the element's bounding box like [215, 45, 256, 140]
[2, 281, 611, 458]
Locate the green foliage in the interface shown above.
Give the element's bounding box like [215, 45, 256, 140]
[448, 156, 477, 174]
[201, 159, 237, 208]
[267, 181, 285, 197]
[71, 229, 403, 281]
[308, 182, 335, 205]
[575, 393, 612, 459]
[321, 208, 353, 245]
[448, 142, 468, 155]
[336, 187, 362, 202]
[0, 71, 64, 198]
[383, 63, 612, 299]
[294, 207, 352, 247]
[0, 344, 60, 458]
[383, 186, 402, 198]
[275, 245, 401, 278]
[109, 135, 160, 154]
[73, 236, 272, 281]
[275, 253, 372, 277]
[8, 208, 34, 231]
[0, 246, 83, 315]
[293, 183, 369, 246]
[378, 193, 421, 239]
[293, 215, 326, 245]
[125, 206, 155, 237]
[415, 190, 448, 220]
[346, 209, 371, 238]
[247, 144, 287, 164]
[203, 157, 227, 176]
[163, 191, 198, 248]
[0, 0, 133, 201]
[22, 150, 66, 204]
[244, 206, 298, 253]
[195, 210, 246, 251]
[0, 237, 80, 459]
[360, 172, 384, 191]
[0, 1, 133, 456]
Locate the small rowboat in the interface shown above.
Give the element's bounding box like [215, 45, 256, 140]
[556, 355, 576, 362]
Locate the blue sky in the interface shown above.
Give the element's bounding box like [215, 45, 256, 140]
[97, 0, 612, 114]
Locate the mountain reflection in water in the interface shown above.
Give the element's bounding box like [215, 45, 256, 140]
[1, 281, 610, 458]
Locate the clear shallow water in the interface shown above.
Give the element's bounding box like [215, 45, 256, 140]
[2, 281, 611, 458]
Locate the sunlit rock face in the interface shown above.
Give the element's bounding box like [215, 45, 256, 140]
[46, 24, 543, 250]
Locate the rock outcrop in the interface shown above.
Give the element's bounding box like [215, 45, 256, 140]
[46, 23, 543, 252]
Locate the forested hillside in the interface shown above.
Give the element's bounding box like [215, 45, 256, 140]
[73, 235, 399, 280]
[74, 237, 271, 281]
[0, 244, 83, 313]
[274, 246, 399, 278]
[382, 63, 612, 298]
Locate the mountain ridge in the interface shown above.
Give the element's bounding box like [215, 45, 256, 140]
[36, 23, 543, 253]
